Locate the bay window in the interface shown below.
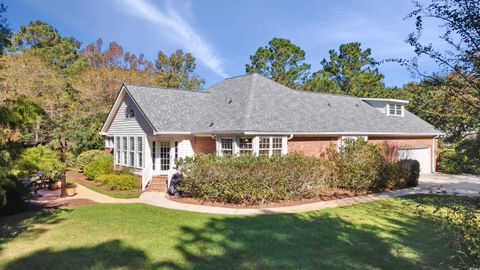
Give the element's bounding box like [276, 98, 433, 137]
[122, 137, 127, 165]
[115, 136, 120, 165]
[137, 137, 143, 168]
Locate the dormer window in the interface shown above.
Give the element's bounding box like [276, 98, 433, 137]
[125, 105, 135, 118]
[387, 104, 403, 117]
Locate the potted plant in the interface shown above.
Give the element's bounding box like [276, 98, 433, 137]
[49, 179, 61, 190]
[65, 182, 77, 196]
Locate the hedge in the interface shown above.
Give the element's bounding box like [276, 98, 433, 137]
[176, 139, 420, 205]
[84, 155, 113, 180]
[96, 173, 139, 191]
[177, 154, 329, 205]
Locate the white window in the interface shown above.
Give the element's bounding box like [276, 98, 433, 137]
[137, 137, 143, 168]
[388, 104, 403, 116]
[239, 137, 253, 155]
[125, 105, 135, 118]
[259, 137, 270, 156]
[122, 137, 127, 165]
[220, 138, 233, 156]
[258, 137, 284, 157]
[159, 141, 170, 171]
[115, 136, 120, 165]
[272, 137, 283, 155]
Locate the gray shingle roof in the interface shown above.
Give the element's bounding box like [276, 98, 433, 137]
[124, 74, 442, 135]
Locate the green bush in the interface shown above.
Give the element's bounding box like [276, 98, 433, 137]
[438, 149, 463, 174]
[76, 150, 109, 171]
[96, 173, 139, 191]
[177, 154, 328, 205]
[325, 139, 385, 189]
[84, 155, 113, 180]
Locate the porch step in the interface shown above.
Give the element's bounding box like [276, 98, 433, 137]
[145, 175, 168, 192]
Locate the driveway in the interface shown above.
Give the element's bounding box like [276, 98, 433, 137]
[419, 173, 480, 196]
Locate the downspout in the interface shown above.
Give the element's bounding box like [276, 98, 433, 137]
[287, 134, 294, 140]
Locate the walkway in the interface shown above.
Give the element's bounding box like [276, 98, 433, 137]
[139, 173, 480, 215]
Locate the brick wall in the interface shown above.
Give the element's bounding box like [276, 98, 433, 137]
[288, 137, 338, 157]
[193, 136, 216, 154]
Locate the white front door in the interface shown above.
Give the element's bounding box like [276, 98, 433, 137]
[151, 139, 177, 174]
[398, 147, 432, 174]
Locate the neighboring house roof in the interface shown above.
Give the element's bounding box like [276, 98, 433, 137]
[103, 73, 442, 136]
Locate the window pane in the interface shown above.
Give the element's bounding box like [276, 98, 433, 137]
[123, 137, 127, 164]
[160, 141, 170, 170]
[239, 137, 253, 155]
[115, 137, 120, 165]
[259, 137, 270, 156]
[396, 105, 402, 115]
[137, 137, 143, 168]
[221, 138, 233, 155]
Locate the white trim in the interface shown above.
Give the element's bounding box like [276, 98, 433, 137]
[361, 97, 409, 104]
[242, 131, 444, 136]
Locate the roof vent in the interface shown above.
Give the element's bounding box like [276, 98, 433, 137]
[355, 103, 359, 107]
[228, 98, 232, 104]
[327, 103, 332, 107]
[209, 121, 214, 127]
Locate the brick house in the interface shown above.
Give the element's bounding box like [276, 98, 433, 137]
[100, 73, 442, 191]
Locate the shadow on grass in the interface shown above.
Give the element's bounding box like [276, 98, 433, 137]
[0, 207, 69, 252]
[157, 199, 450, 269]
[4, 240, 157, 270]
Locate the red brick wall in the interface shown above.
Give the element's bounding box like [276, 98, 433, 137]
[288, 137, 338, 157]
[194, 137, 216, 154]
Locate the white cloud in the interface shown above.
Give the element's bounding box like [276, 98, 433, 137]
[121, 0, 228, 78]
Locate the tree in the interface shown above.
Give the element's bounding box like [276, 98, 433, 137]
[405, 74, 480, 141]
[402, 0, 480, 122]
[11, 20, 84, 72]
[0, 2, 11, 55]
[246, 38, 310, 88]
[305, 42, 385, 97]
[155, 49, 204, 90]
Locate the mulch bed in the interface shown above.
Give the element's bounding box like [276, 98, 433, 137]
[167, 189, 371, 209]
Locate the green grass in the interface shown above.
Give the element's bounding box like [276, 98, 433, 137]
[69, 177, 140, 199]
[0, 195, 459, 269]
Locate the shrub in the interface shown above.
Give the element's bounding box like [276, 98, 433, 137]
[177, 154, 328, 205]
[76, 150, 109, 171]
[438, 149, 463, 174]
[96, 173, 139, 191]
[399, 159, 420, 187]
[84, 155, 113, 180]
[324, 139, 385, 190]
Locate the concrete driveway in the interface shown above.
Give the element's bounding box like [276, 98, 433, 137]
[419, 173, 480, 196]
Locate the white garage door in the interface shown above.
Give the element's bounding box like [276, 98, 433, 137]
[397, 148, 432, 174]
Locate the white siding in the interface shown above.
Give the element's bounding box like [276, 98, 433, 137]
[178, 138, 194, 158]
[106, 95, 154, 135]
[363, 100, 387, 114]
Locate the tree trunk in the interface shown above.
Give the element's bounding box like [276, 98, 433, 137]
[34, 120, 40, 144]
[59, 135, 68, 198]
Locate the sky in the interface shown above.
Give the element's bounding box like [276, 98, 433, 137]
[7, 0, 444, 87]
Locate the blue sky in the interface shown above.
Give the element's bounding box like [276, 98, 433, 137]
[7, 0, 443, 87]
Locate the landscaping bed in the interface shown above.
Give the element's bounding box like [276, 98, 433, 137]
[68, 171, 141, 199]
[168, 188, 370, 208]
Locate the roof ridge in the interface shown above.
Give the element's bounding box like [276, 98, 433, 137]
[124, 83, 209, 93]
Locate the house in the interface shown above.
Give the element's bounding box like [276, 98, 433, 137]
[100, 73, 443, 191]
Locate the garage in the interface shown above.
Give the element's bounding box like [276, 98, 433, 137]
[397, 147, 432, 174]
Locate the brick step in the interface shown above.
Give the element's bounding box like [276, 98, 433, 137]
[145, 175, 168, 192]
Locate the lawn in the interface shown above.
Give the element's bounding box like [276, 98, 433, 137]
[68, 175, 141, 199]
[0, 195, 457, 269]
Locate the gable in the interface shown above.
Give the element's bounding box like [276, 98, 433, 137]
[102, 88, 154, 135]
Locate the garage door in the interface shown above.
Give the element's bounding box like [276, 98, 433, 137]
[397, 148, 432, 174]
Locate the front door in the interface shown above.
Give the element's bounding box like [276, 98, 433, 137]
[152, 139, 175, 173]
